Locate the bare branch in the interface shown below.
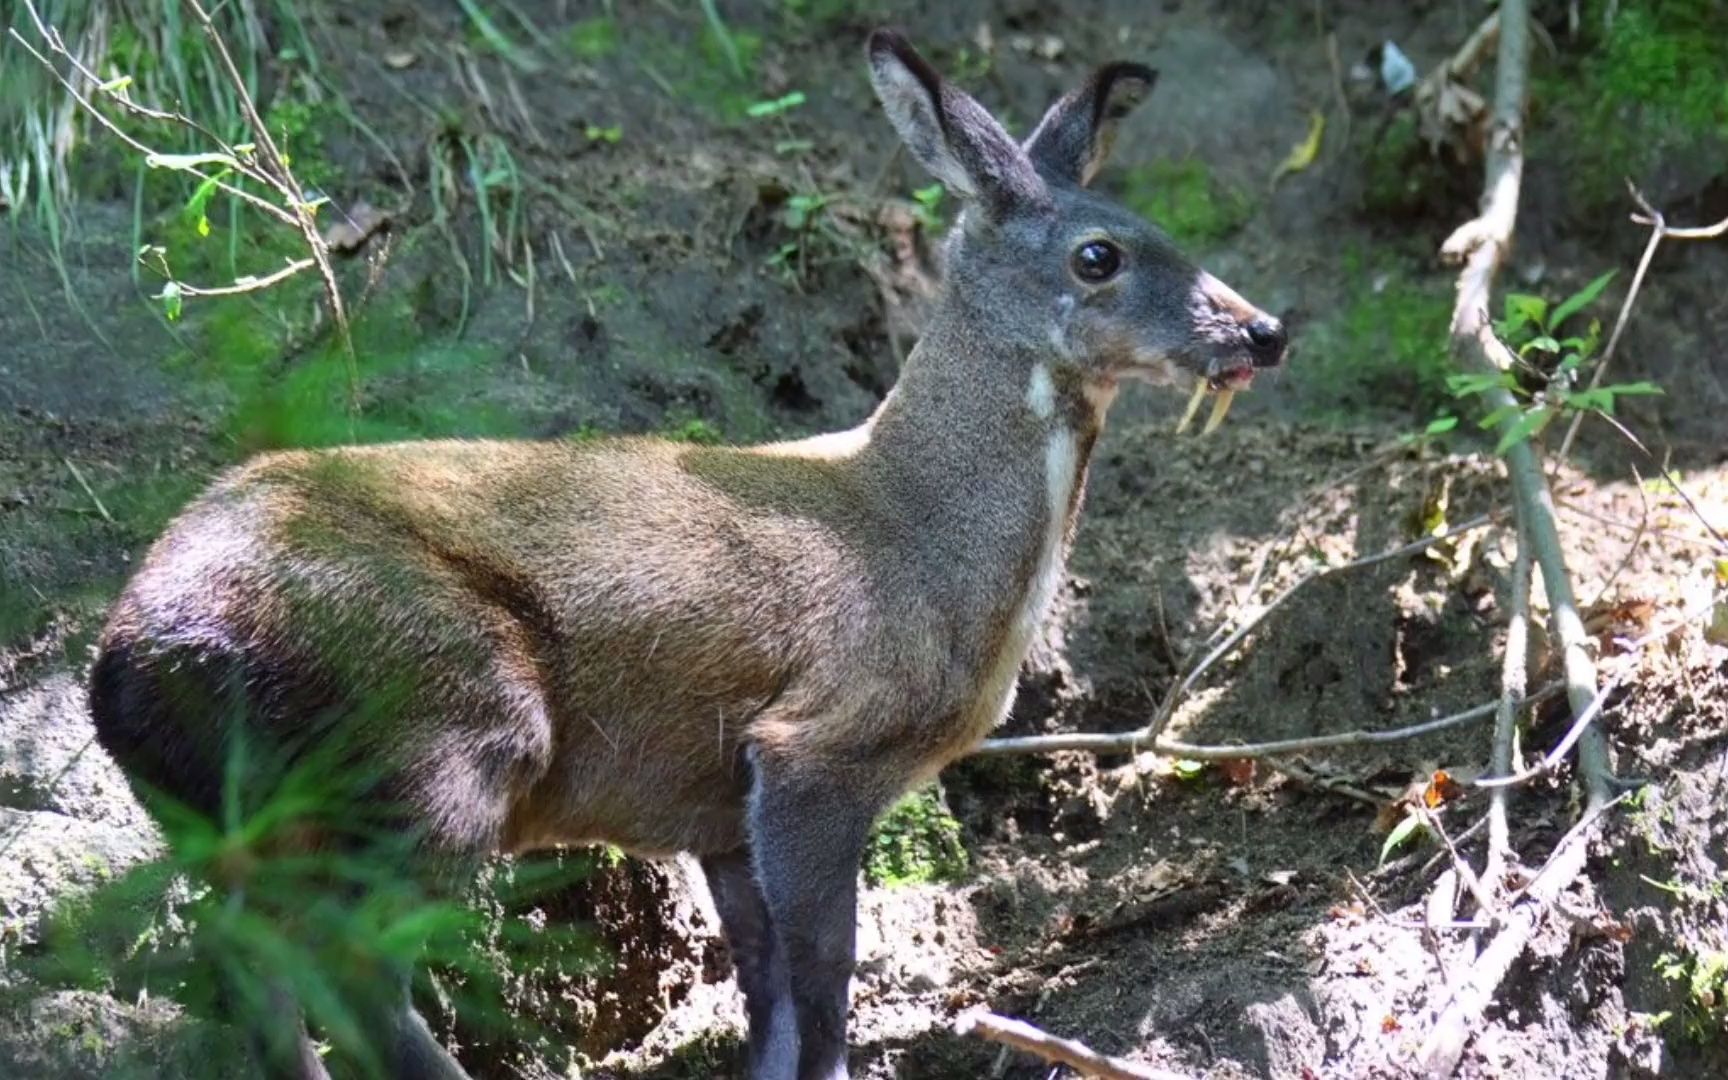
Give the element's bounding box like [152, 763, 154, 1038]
[1483, 523, 1531, 894]
[1419, 5, 1626, 1071]
[1558, 186, 1728, 459]
[973, 514, 1499, 758]
[182, 0, 352, 359]
[954, 1011, 1186, 1080]
[172, 258, 319, 298]
[976, 685, 1559, 761]
[1441, 0, 1613, 811]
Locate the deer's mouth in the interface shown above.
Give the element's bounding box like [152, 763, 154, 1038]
[1207, 361, 1257, 392]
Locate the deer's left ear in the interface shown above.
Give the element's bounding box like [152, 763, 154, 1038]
[1023, 63, 1158, 187]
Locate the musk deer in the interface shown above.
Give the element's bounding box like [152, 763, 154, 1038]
[89, 28, 1285, 1080]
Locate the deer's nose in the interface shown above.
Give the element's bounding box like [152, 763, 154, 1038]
[1245, 317, 1286, 367]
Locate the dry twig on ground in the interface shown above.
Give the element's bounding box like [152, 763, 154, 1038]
[955, 1010, 1187, 1080]
[974, 514, 1498, 760]
[1482, 525, 1531, 897]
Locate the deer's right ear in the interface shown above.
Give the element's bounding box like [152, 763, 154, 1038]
[867, 29, 1046, 219]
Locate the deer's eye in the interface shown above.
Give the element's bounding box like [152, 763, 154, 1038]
[1072, 240, 1122, 282]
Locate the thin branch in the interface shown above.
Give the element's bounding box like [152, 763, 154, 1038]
[1591, 410, 1728, 554]
[954, 1011, 1185, 1080]
[183, 0, 352, 359]
[973, 514, 1498, 758]
[976, 685, 1559, 760]
[1483, 522, 1531, 895]
[1559, 186, 1728, 458]
[5, 22, 296, 228]
[1476, 670, 1634, 791]
[172, 258, 318, 298]
[1440, 0, 1612, 811]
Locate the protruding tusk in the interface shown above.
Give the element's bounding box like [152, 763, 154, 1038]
[1201, 388, 1235, 435]
[1175, 381, 1208, 434]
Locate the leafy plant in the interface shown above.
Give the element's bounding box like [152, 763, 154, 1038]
[33, 727, 591, 1077]
[1655, 948, 1728, 1043]
[911, 182, 945, 232]
[1444, 270, 1662, 453]
[865, 784, 968, 887]
[746, 91, 807, 119]
[1379, 809, 1429, 865]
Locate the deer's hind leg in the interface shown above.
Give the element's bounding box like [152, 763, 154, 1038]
[702, 847, 795, 1078]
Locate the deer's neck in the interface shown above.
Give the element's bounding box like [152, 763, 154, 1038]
[859, 314, 1112, 693]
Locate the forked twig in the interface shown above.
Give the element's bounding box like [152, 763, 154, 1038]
[955, 1010, 1187, 1080]
[11, 0, 354, 372]
[183, 0, 350, 356]
[1557, 184, 1728, 460]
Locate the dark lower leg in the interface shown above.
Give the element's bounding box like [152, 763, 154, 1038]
[702, 848, 795, 1077]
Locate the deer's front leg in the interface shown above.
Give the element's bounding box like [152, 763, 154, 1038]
[746, 751, 878, 1080]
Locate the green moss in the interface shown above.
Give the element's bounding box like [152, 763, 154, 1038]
[662, 417, 724, 445]
[1117, 160, 1253, 248]
[1297, 252, 1455, 420]
[566, 16, 618, 60]
[865, 784, 968, 888]
[1535, 0, 1728, 211]
[260, 97, 340, 191]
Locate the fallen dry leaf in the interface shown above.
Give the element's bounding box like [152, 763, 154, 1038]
[1424, 769, 1464, 808]
[1220, 757, 1257, 787]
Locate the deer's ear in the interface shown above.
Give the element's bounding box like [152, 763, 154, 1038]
[867, 29, 1046, 218]
[1024, 62, 1157, 187]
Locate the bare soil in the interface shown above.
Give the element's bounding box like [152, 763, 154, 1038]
[3, 2, 1726, 1078]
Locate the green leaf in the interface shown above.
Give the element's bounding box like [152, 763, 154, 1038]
[1425, 415, 1459, 435]
[746, 91, 806, 118]
[1495, 405, 1556, 454]
[1502, 292, 1549, 333]
[1477, 403, 1521, 431]
[183, 168, 230, 221]
[1549, 269, 1617, 332]
[196, 214, 210, 238]
[1172, 759, 1206, 781]
[1597, 381, 1664, 397]
[1379, 811, 1426, 865]
[1562, 388, 1616, 413]
[1446, 372, 1512, 398]
[1519, 334, 1560, 357]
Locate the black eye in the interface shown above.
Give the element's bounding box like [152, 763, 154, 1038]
[1072, 240, 1122, 282]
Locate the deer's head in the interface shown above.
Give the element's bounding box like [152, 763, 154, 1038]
[869, 30, 1285, 400]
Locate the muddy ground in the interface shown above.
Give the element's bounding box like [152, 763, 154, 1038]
[2, 1, 1727, 1077]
